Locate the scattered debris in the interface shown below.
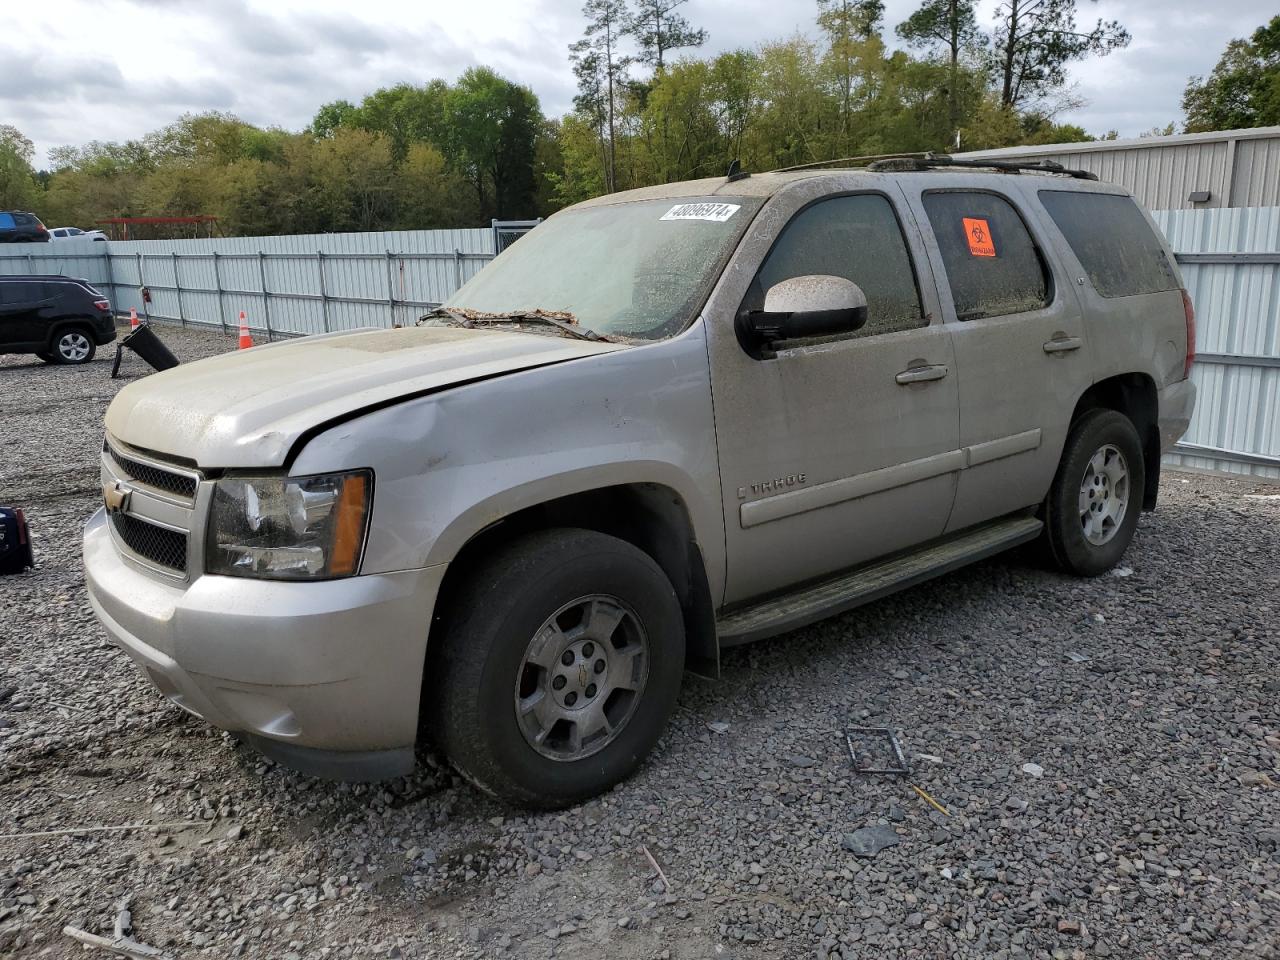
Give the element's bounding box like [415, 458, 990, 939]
[1111, 566, 1134, 577]
[0, 821, 206, 841]
[640, 845, 672, 893]
[62, 924, 172, 959]
[113, 897, 132, 940]
[1244, 494, 1280, 501]
[1066, 651, 1092, 663]
[909, 783, 950, 817]
[841, 825, 901, 858]
[706, 721, 730, 735]
[846, 727, 910, 775]
[1056, 918, 1082, 935]
[1236, 769, 1278, 788]
[1021, 763, 1045, 779]
[915, 753, 943, 764]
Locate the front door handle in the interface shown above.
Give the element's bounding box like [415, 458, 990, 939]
[895, 364, 949, 385]
[1043, 336, 1083, 354]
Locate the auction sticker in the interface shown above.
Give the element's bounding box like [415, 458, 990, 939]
[660, 202, 741, 223]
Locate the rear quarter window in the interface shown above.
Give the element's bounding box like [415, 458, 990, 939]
[1038, 191, 1178, 298]
[0, 213, 15, 230]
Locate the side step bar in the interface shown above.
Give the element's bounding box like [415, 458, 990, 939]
[716, 515, 1044, 645]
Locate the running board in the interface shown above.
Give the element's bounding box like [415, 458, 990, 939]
[716, 515, 1043, 645]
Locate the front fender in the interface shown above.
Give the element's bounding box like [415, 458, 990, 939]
[290, 325, 727, 601]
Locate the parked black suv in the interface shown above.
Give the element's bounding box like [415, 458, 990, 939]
[0, 277, 116, 364]
[0, 211, 50, 243]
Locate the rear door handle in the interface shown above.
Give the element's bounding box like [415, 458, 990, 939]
[895, 364, 949, 384]
[1043, 336, 1083, 354]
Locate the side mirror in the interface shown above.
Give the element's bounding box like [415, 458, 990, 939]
[736, 275, 868, 357]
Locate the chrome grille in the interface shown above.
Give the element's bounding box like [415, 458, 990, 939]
[110, 514, 188, 572]
[107, 448, 198, 500]
[102, 437, 202, 580]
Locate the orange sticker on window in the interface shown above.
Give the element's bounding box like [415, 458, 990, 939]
[963, 217, 996, 257]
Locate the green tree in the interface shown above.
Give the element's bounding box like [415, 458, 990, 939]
[311, 100, 358, 138]
[627, 0, 707, 70]
[444, 67, 542, 219]
[992, 0, 1129, 110]
[1183, 16, 1280, 132]
[816, 1, 888, 154]
[896, 0, 983, 139]
[570, 0, 631, 192]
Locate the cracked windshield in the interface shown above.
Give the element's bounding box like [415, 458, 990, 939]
[438, 197, 763, 341]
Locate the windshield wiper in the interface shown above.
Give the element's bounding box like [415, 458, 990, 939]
[419, 307, 610, 342]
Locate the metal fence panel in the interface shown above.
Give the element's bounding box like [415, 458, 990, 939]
[1154, 207, 1280, 479]
[0, 227, 497, 339]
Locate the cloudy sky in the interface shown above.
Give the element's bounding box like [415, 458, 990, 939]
[4, 0, 1275, 167]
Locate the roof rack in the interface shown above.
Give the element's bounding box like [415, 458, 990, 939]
[770, 152, 933, 173]
[866, 152, 1099, 180]
[768, 151, 1098, 180]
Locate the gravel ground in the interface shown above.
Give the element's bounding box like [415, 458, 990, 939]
[2, 322, 1278, 960]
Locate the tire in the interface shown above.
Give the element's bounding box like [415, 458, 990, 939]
[433, 528, 685, 808]
[49, 328, 96, 365]
[1043, 409, 1145, 577]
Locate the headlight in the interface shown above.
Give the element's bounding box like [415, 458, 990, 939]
[206, 470, 372, 580]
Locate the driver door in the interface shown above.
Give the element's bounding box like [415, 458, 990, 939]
[704, 183, 961, 605]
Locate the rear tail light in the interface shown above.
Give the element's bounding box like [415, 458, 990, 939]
[36, 224, 47, 233]
[1180, 288, 1196, 378]
[93, 299, 111, 312]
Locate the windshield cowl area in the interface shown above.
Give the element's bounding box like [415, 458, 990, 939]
[419, 306, 618, 343]
[435, 196, 763, 343]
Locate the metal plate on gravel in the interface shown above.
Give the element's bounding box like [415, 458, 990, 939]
[845, 727, 910, 776]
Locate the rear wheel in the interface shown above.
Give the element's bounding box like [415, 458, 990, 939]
[1043, 409, 1145, 576]
[50, 328, 96, 365]
[433, 529, 685, 808]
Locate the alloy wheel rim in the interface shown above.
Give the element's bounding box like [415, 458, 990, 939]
[1078, 443, 1129, 546]
[513, 594, 649, 762]
[59, 333, 91, 361]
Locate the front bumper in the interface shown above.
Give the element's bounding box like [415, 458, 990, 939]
[1157, 378, 1197, 452]
[84, 508, 445, 780]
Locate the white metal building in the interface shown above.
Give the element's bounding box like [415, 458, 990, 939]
[955, 126, 1280, 212]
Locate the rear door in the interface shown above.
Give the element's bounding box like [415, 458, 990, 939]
[906, 181, 1092, 532]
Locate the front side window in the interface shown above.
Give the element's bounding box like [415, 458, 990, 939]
[922, 191, 1050, 320]
[443, 196, 764, 342]
[749, 193, 926, 339]
[1039, 191, 1178, 298]
[0, 283, 32, 305]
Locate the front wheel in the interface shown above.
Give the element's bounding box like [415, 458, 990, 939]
[433, 529, 685, 808]
[1043, 409, 1145, 577]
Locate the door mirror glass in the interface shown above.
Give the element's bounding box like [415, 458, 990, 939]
[737, 275, 868, 357]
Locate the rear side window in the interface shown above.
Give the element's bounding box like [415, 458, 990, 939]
[1039, 191, 1178, 298]
[0, 213, 14, 229]
[753, 193, 925, 338]
[922, 191, 1050, 320]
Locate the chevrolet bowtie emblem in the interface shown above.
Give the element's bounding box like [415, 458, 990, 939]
[103, 480, 132, 514]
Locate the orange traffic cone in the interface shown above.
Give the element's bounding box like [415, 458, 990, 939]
[237, 311, 253, 350]
[129, 307, 140, 330]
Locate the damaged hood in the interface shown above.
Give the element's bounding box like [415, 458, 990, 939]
[105, 326, 626, 467]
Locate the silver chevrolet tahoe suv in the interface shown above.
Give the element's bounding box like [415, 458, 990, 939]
[84, 164, 1197, 807]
